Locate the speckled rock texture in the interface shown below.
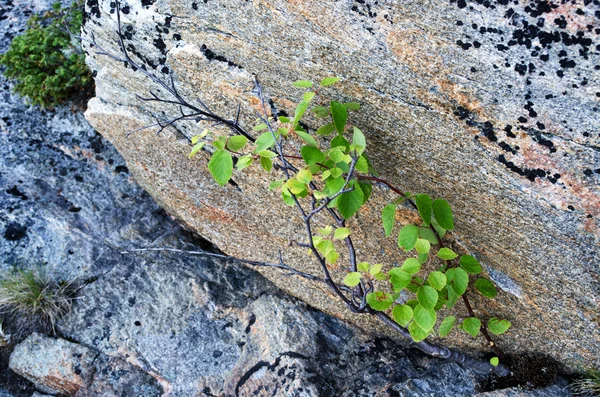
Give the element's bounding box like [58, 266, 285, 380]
[81, 0, 599, 371]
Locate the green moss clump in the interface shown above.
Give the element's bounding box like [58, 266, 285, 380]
[0, 2, 93, 108]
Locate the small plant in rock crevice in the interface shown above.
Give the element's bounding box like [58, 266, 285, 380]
[88, 1, 513, 376]
[0, 1, 93, 108]
[573, 369, 600, 396]
[0, 269, 78, 333]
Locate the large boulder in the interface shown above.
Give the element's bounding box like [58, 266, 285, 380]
[82, 0, 599, 370]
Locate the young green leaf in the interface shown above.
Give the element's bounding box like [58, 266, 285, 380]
[269, 179, 285, 189]
[318, 225, 333, 236]
[208, 149, 233, 186]
[293, 80, 313, 88]
[325, 249, 339, 264]
[303, 91, 316, 102]
[451, 268, 469, 296]
[226, 135, 248, 151]
[316, 123, 335, 136]
[330, 101, 348, 134]
[445, 284, 458, 308]
[418, 227, 438, 244]
[278, 116, 291, 123]
[293, 101, 310, 127]
[432, 199, 454, 230]
[343, 272, 362, 287]
[437, 247, 458, 260]
[358, 262, 370, 272]
[398, 224, 418, 251]
[331, 135, 350, 151]
[400, 258, 421, 275]
[438, 316, 456, 337]
[415, 238, 431, 254]
[382, 204, 396, 238]
[490, 357, 500, 367]
[474, 278, 497, 298]
[366, 291, 393, 311]
[254, 131, 276, 152]
[355, 156, 369, 173]
[352, 127, 366, 155]
[296, 169, 312, 185]
[392, 304, 413, 327]
[461, 317, 481, 338]
[312, 106, 329, 118]
[189, 141, 205, 159]
[301, 146, 325, 165]
[415, 194, 432, 226]
[236, 154, 253, 170]
[337, 186, 364, 219]
[417, 286, 438, 310]
[487, 318, 511, 335]
[388, 268, 412, 292]
[253, 123, 268, 131]
[428, 271, 447, 291]
[258, 150, 277, 159]
[320, 76, 341, 87]
[369, 263, 383, 276]
[413, 304, 436, 332]
[343, 102, 360, 111]
[459, 255, 483, 274]
[260, 156, 273, 172]
[334, 227, 351, 240]
[408, 321, 430, 342]
[295, 130, 318, 147]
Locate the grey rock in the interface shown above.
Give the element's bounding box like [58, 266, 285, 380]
[0, 387, 14, 397]
[81, 0, 600, 371]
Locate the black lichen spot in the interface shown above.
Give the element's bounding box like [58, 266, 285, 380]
[134, 320, 142, 326]
[583, 169, 593, 176]
[6, 186, 27, 200]
[505, 124, 516, 138]
[568, 205, 575, 211]
[518, 116, 528, 123]
[121, 5, 130, 14]
[499, 141, 518, 154]
[141, 0, 156, 7]
[514, 63, 527, 75]
[161, 66, 169, 74]
[200, 44, 241, 68]
[153, 37, 167, 54]
[192, 2, 198, 10]
[4, 222, 27, 241]
[536, 122, 545, 130]
[497, 155, 546, 182]
[213, 350, 223, 358]
[482, 121, 497, 141]
[456, 40, 472, 50]
[115, 165, 129, 173]
[173, 33, 182, 40]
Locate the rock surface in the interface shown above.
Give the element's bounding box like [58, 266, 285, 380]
[81, 0, 599, 370]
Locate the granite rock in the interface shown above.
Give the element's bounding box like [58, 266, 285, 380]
[82, 0, 599, 370]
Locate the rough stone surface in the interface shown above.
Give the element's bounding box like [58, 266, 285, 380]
[9, 333, 96, 395]
[82, 0, 599, 370]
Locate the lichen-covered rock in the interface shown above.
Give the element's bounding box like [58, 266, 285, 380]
[8, 333, 97, 395]
[82, 0, 599, 370]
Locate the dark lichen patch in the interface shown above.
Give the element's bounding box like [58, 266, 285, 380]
[498, 154, 547, 182]
[200, 44, 242, 68]
[6, 186, 27, 200]
[141, 0, 156, 8]
[481, 353, 560, 391]
[4, 222, 27, 241]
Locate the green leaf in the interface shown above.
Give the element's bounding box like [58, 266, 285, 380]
[400, 258, 421, 275]
[451, 268, 469, 296]
[343, 272, 362, 287]
[258, 150, 277, 159]
[358, 182, 372, 204]
[293, 80, 313, 88]
[388, 268, 412, 292]
[352, 127, 366, 155]
[278, 116, 291, 123]
[432, 199, 454, 230]
[369, 263, 383, 276]
[330, 101, 348, 134]
[293, 101, 310, 127]
[286, 179, 307, 195]
[331, 135, 350, 152]
[490, 357, 499, 367]
[301, 146, 325, 165]
[295, 130, 318, 147]
[236, 154, 253, 170]
[325, 249, 339, 265]
[316, 123, 335, 136]
[398, 224, 418, 251]
[461, 317, 481, 338]
[366, 291, 393, 311]
[445, 284, 458, 308]
[415, 238, 431, 254]
[415, 194, 432, 226]
[226, 135, 248, 151]
[213, 138, 225, 150]
[358, 262, 370, 272]
[253, 123, 268, 131]
[382, 204, 396, 238]
[413, 304, 436, 332]
[392, 304, 413, 327]
[459, 255, 482, 274]
[428, 271, 447, 291]
[269, 179, 285, 189]
[417, 252, 429, 264]
[408, 321, 430, 342]
[355, 156, 369, 173]
[343, 102, 360, 111]
[487, 318, 511, 335]
[438, 316, 456, 337]
[254, 131, 276, 152]
[334, 227, 351, 240]
[418, 227, 438, 244]
[208, 149, 233, 186]
[320, 76, 341, 86]
[318, 226, 333, 236]
[312, 106, 329, 118]
[260, 156, 273, 172]
[189, 141, 205, 159]
[303, 91, 316, 102]
[296, 169, 312, 184]
[437, 247, 458, 260]
[325, 176, 345, 195]
[474, 278, 497, 298]
[417, 286, 438, 310]
[337, 186, 364, 219]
